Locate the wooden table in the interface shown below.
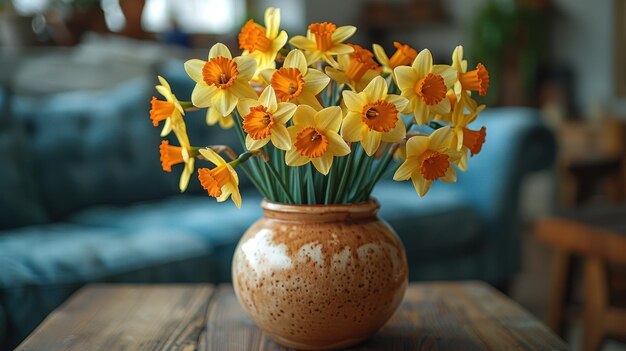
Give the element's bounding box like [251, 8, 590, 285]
[16, 282, 567, 351]
[537, 208, 626, 351]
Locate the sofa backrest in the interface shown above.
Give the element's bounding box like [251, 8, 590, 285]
[11, 78, 183, 220]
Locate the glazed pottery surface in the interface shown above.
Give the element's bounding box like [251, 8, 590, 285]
[232, 200, 408, 350]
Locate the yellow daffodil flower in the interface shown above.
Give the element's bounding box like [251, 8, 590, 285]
[325, 44, 380, 92]
[159, 139, 196, 192]
[150, 76, 185, 137]
[393, 127, 461, 196]
[238, 7, 288, 78]
[372, 41, 417, 74]
[394, 49, 457, 125]
[197, 148, 242, 208]
[452, 45, 490, 98]
[341, 76, 408, 156]
[237, 85, 296, 151]
[206, 108, 234, 129]
[289, 22, 356, 67]
[286, 105, 350, 175]
[261, 49, 330, 110]
[449, 99, 487, 171]
[184, 43, 257, 117]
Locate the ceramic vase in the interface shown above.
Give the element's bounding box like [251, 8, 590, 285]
[232, 200, 408, 350]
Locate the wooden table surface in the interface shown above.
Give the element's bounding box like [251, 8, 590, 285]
[16, 282, 567, 351]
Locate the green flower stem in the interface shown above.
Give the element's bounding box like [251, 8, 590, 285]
[263, 157, 295, 204]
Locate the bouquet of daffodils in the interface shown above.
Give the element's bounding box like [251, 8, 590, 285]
[150, 8, 489, 207]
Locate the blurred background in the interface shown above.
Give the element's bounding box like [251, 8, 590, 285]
[0, 0, 625, 350]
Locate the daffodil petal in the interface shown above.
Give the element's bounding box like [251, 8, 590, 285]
[290, 36, 317, 51]
[199, 148, 226, 166]
[209, 43, 232, 59]
[372, 44, 390, 67]
[381, 118, 406, 142]
[342, 91, 366, 112]
[246, 134, 270, 150]
[303, 69, 330, 94]
[270, 124, 291, 150]
[411, 102, 428, 125]
[206, 107, 221, 125]
[432, 65, 458, 88]
[231, 80, 257, 100]
[260, 68, 276, 85]
[285, 49, 308, 74]
[385, 94, 409, 113]
[295, 91, 323, 111]
[312, 153, 333, 175]
[179, 158, 194, 192]
[393, 159, 417, 181]
[325, 67, 349, 84]
[160, 117, 172, 137]
[429, 98, 451, 115]
[412, 49, 433, 78]
[363, 76, 388, 101]
[237, 98, 257, 117]
[327, 43, 354, 55]
[441, 166, 457, 183]
[332, 25, 356, 43]
[341, 111, 363, 141]
[234, 56, 257, 81]
[219, 114, 234, 129]
[285, 148, 310, 166]
[294, 104, 317, 126]
[259, 85, 278, 111]
[184, 59, 206, 83]
[394, 66, 417, 91]
[316, 106, 342, 132]
[213, 89, 238, 116]
[265, 7, 280, 39]
[191, 84, 218, 108]
[406, 135, 429, 158]
[274, 102, 296, 124]
[361, 130, 382, 156]
[326, 132, 350, 156]
[412, 175, 431, 197]
[429, 127, 453, 151]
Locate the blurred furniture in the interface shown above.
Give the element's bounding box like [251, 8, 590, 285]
[536, 207, 626, 351]
[0, 46, 555, 349]
[17, 282, 568, 350]
[556, 119, 624, 206]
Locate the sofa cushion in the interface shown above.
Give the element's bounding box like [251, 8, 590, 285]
[0, 126, 48, 229]
[0, 223, 215, 349]
[69, 193, 265, 281]
[373, 181, 484, 259]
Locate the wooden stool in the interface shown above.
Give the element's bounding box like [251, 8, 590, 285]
[536, 208, 626, 351]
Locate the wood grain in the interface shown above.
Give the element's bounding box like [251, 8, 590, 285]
[16, 285, 213, 351]
[16, 282, 567, 351]
[205, 282, 567, 351]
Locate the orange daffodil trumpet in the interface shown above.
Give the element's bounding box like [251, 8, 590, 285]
[326, 44, 381, 92]
[149, 7, 491, 205]
[150, 76, 185, 137]
[341, 76, 408, 156]
[394, 49, 457, 125]
[290, 22, 356, 67]
[286, 105, 350, 175]
[185, 43, 257, 117]
[197, 148, 242, 208]
[261, 49, 330, 110]
[237, 85, 296, 151]
[373, 41, 417, 75]
[238, 7, 288, 78]
[393, 127, 461, 197]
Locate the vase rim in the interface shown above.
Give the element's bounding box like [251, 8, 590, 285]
[260, 198, 380, 221]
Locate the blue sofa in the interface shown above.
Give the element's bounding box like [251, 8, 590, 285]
[0, 65, 555, 349]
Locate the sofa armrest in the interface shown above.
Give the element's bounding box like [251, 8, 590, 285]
[456, 107, 556, 222]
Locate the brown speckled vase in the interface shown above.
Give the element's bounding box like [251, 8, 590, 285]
[232, 199, 408, 350]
